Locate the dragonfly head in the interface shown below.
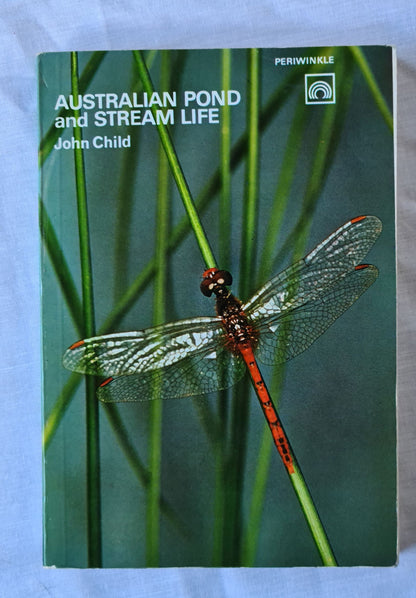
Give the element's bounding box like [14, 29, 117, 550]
[200, 268, 233, 297]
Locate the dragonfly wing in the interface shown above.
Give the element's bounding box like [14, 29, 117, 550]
[254, 264, 378, 365]
[97, 343, 246, 402]
[243, 215, 382, 320]
[63, 316, 222, 376]
[63, 315, 246, 401]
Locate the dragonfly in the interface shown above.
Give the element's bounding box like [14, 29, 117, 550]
[63, 215, 382, 474]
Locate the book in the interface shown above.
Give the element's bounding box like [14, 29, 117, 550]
[39, 46, 396, 568]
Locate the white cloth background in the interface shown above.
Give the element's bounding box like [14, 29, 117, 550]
[1, 1, 415, 596]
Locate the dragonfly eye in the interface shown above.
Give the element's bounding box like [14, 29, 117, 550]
[200, 277, 214, 297]
[216, 270, 232, 286]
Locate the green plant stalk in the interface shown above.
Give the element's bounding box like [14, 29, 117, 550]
[71, 51, 102, 568]
[298, 82, 351, 260]
[219, 48, 232, 270]
[146, 50, 171, 567]
[146, 389, 163, 566]
[291, 462, 338, 565]
[225, 48, 261, 565]
[212, 48, 232, 566]
[39, 51, 106, 166]
[114, 51, 157, 301]
[41, 179, 179, 531]
[239, 48, 260, 300]
[113, 96, 141, 301]
[299, 134, 339, 256]
[132, 50, 217, 270]
[257, 92, 308, 284]
[239, 297, 338, 567]
[39, 200, 83, 334]
[43, 373, 81, 451]
[349, 46, 393, 134]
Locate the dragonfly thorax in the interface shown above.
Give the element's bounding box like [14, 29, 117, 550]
[218, 293, 259, 353]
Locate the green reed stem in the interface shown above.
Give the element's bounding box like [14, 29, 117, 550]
[225, 48, 261, 565]
[291, 461, 338, 565]
[349, 46, 393, 134]
[113, 92, 141, 300]
[39, 51, 106, 166]
[132, 50, 217, 270]
[39, 200, 83, 334]
[43, 373, 81, 451]
[71, 51, 102, 568]
[239, 48, 260, 300]
[257, 92, 308, 284]
[219, 48, 232, 270]
[114, 51, 157, 301]
[212, 48, 233, 567]
[146, 50, 171, 567]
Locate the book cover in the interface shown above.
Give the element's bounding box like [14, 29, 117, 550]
[39, 47, 396, 568]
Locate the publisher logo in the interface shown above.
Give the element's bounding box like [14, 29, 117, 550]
[305, 73, 336, 105]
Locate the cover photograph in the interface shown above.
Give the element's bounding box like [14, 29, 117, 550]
[39, 46, 396, 568]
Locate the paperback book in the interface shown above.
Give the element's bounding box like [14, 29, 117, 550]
[39, 46, 396, 568]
